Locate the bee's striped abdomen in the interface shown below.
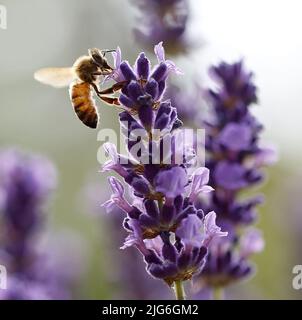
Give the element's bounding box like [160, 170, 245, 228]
[69, 81, 99, 129]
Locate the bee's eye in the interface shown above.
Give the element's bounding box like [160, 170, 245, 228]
[89, 48, 103, 64]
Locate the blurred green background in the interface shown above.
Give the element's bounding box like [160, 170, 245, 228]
[0, 0, 301, 299]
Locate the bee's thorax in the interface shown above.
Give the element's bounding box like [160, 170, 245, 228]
[73, 56, 100, 83]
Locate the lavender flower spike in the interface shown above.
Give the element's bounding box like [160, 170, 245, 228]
[0, 149, 73, 299]
[132, 0, 191, 54]
[100, 44, 227, 299]
[0, 149, 56, 262]
[194, 61, 276, 297]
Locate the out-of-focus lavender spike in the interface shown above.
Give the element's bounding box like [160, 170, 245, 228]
[164, 83, 204, 127]
[131, 0, 192, 54]
[0, 149, 56, 268]
[193, 61, 276, 294]
[0, 149, 76, 300]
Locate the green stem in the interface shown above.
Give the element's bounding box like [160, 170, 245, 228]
[174, 280, 186, 300]
[213, 287, 224, 300]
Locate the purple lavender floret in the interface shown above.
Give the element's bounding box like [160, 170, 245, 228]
[104, 204, 172, 299]
[102, 44, 227, 288]
[122, 211, 226, 286]
[107, 43, 182, 116]
[132, 0, 190, 53]
[197, 228, 264, 288]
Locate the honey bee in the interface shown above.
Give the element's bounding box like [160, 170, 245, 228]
[34, 48, 123, 129]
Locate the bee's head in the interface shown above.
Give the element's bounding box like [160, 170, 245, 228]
[88, 48, 114, 74]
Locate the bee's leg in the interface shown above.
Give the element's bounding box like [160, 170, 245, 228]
[91, 83, 120, 106]
[99, 96, 120, 106]
[97, 81, 128, 95]
[92, 71, 112, 77]
[91, 83, 101, 95]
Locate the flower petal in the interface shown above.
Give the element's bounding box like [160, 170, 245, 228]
[108, 176, 124, 197]
[199, 185, 214, 193]
[154, 42, 165, 63]
[203, 211, 228, 247]
[104, 142, 118, 161]
[112, 46, 122, 69]
[240, 228, 264, 258]
[176, 215, 204, 248]
[155, 166, 188, 199]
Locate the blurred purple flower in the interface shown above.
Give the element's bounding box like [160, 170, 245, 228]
[197, 228, 264, 289]
[0, 277, 61, 300]
[203, 61, 276, 225]
[239, 228, 264, 259]
[217, 123, 252, 152]
[0, 149, 77, 300]
[213, 161, 248, 190]
[131, 0, 191, 54]
[164, 83, 204, 126]
[0, 149, 56, 263]
[193, 61, 276, 295]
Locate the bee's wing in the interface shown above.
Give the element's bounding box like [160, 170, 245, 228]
[34, 67, 75, 88]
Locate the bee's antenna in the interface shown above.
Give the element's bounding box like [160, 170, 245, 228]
[101, 49, 116, 57]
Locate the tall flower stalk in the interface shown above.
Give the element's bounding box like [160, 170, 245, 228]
[101, 43, 227, 299]
[192, 61, 276, 298]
